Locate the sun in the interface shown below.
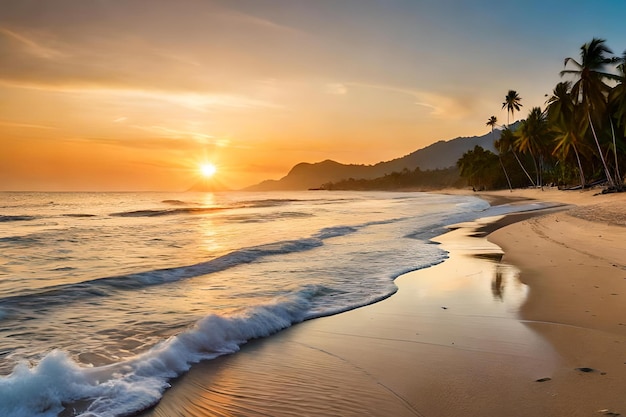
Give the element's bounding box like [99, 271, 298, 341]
[200, 163, 217, 178]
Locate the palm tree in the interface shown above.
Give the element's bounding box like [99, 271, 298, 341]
[502, 90, 523, 127]
[561, 38, 619, 187]
[457, 145, 499, 190]
[487, 116, 512, 191]
[516, 107, 551, 188]
[609, 117, 622, 187]
[546, 82, 575, 126]
[546, 81, 587, 188]
[608, 50, 626, 187]
[486, 115, 498, 131]
[609, 50, 626, 136]
[496, 127, 535, 186]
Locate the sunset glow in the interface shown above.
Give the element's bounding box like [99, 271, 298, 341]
[200, 163, 217, 178]
[1, 1, 625, 191]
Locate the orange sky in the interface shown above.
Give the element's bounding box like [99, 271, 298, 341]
[2, 0, 625, 191]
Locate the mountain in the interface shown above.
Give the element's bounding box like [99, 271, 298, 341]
[245, 129, 502, 191]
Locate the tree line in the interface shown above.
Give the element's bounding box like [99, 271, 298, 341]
[458, 38, 626, 192]
[320, 166, 463, 191]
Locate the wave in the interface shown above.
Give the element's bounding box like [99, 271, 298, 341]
[224, 211, 314, 224]
[0, 215, 38, 223]
[110, 206, 225, 217]
[237, 198, 303, 208]
[161, 199, 197, 206]
[62, 214, 97, 218]
[0, 212, 418, 327]
[0, 236, 326, 315]
[0, 235, 43, 245]
[0, 287, 320, 417]
[0, 210, 457, 316]
[314, 225, 359, 239]
[110, 196, 339, 219]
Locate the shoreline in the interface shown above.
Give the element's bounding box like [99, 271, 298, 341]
[486, 191, 626, 416]
[139, 188, 626, 417]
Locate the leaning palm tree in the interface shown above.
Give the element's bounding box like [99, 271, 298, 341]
[502, 90, 523, 127]
[546, 82, 587, 188]
[609, 50, 626, 136]
[608, 50, 626, 187]
[561, 38, 619, 188]
[496, 127, 535, 187]
[516, 107, 551, 188]
[487, 116, 512, 191]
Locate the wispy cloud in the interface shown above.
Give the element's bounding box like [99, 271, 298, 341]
[0, 27, 64, 59]
[131, 124, 229, 147]
[160, 92, 280, 112]
[413, 101, 438, 112]
[345, 82, 471, 118]
[0, 120, 56, 129]
[64, 135, 214, 151]
[326, 83, 347, 95]
[218, 10, 301, 35]
[0, 79, 280, 113]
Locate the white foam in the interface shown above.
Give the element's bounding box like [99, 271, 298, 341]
[0, 290, 313, 417]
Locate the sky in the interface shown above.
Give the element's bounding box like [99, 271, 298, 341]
[2, 0, 626, 191]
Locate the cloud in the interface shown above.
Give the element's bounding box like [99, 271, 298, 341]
[0, 27, 64, 59]
[218, 9, 301, 35]
[63, 135, 210, 151]
[161, 92, 281, 112]
[413, 101, 439, 112]
[131, 124, 230, 147]
[0, 2, 312, 96]
[326, 83, 348, 95]
[344, 82, 472, 118]
[0, 120, 56, 129]
[0, 79, 279, 115]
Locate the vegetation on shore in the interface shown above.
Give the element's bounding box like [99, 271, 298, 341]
[320, 38, 625, 193]
[458, 38, 626, 192]
[320, 167, 463, 191]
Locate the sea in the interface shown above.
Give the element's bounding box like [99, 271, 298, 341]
[0, 191, 543, 417]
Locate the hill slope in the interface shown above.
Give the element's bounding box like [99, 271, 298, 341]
[245, 129, 501, 191]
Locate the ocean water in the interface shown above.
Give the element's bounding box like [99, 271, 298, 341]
[0, 191, 540, 417]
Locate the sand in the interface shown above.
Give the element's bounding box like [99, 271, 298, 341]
[485, 189, 626, 416]
[139, 188, 626, 417]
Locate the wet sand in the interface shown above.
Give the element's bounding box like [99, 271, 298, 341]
[140, 188, 626, 417]
[486, 190, 626, 416]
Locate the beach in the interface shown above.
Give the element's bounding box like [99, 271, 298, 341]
[486, 189, 626, 416]
[141, 188, 626, 417]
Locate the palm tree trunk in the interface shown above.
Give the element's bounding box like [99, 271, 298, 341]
[539, 155, 544, 191]
[610, 118, 622, 189]
[513, 151, 536, 187]
[573, 143, 586, 189]
[528, 151, 540, 189]
[588, 112, 616, 188]
[493, 126, 513, 192]
[498, 156, 513, 191]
